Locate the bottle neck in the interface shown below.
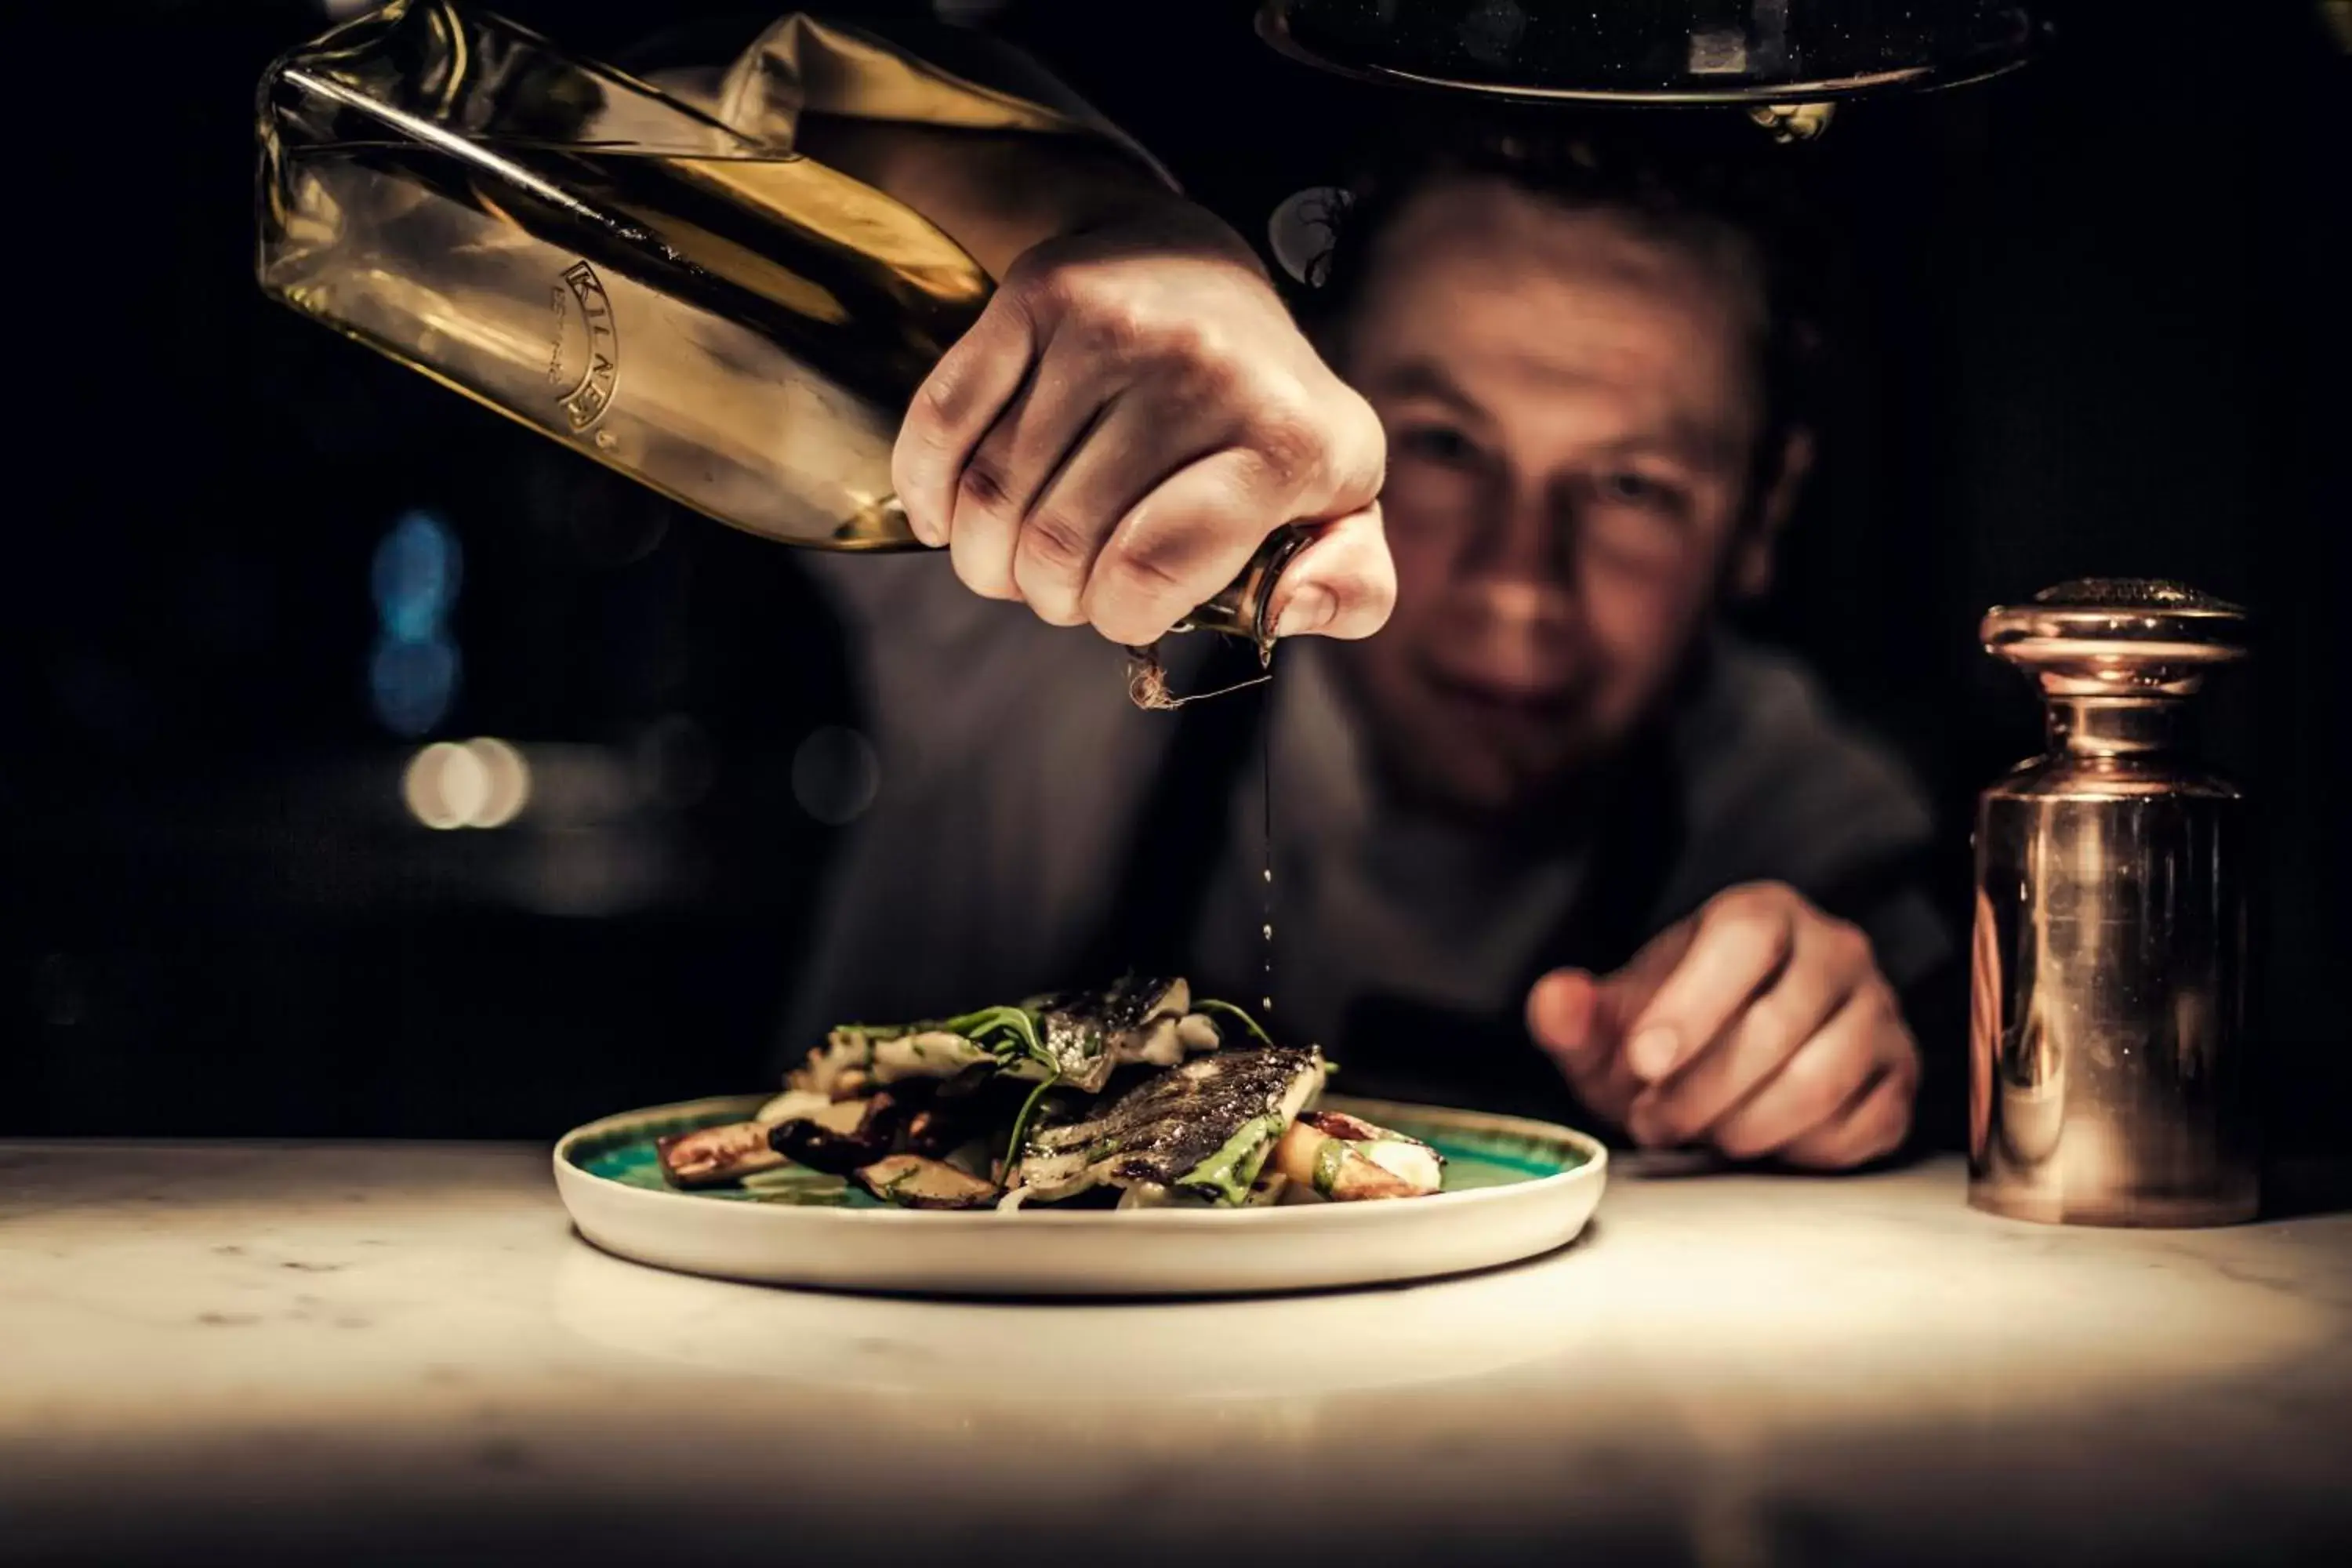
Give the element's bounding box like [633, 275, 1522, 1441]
[2045, 696, 2186, 757]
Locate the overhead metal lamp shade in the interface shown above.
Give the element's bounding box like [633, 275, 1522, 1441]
[1257, 2, 2038, 105]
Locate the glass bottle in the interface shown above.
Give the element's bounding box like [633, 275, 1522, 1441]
[1969, 579, 2253, 1226]
[256, 0, 1295, 646]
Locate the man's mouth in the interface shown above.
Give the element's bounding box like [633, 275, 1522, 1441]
[1419, 664, 1586, 727]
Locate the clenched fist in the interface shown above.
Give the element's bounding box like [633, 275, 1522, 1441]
[1526, 882, 1919, 1169]
[892, 207, 1394, 648]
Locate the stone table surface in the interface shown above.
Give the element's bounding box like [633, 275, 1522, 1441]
[2, 1142, 2348, 1567]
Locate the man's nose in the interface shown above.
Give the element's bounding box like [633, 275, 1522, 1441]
[1454, 482, 1582, 662]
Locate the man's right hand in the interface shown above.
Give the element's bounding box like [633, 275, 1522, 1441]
[1526, 883, 1919, 1171]
[891, 203, 1393, 648]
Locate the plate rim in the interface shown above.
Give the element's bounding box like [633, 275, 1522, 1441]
[553, 1091, 1608, 1229]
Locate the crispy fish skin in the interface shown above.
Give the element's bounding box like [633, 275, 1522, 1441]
[1010, 1045, 1323, 1207]
[1031, 976, 1191, 1093]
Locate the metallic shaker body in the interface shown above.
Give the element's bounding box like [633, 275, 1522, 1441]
[1969, 581, 2253, 1226]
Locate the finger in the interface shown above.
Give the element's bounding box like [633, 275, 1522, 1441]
[941, 372, 1064, 603]
[1527, 969, 1606, 1075]
[1621, 889, 1797, 1084]
[1014, 388, 1224, 626]
[1268, 505, 1397, 641]
[1528, 971, 1645, 1127]
[1708, 989, 1890, 1163]
[1625, 916, 1875, 1149]
[1780, 1068, 1915, 1171]
[893, 294, 1039, 547]
[1081, 448, 1300, 646]
[1589, 916, 1703, 1040]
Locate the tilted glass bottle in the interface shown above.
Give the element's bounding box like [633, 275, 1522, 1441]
[256, 0, 1296, 645]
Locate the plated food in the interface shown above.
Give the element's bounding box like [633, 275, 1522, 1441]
[655, 978, 1445, 1211]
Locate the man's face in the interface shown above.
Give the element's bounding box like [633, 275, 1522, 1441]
[1330, 178, 1781, 817]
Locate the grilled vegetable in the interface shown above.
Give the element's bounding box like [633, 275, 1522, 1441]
[793, 1028, 1001, 1097]
[1269, 1109, 1444, 1201]
[656, 1120, 790, 1188]
[768, 1090, 923, 1175]
[855, 1155, 1000, 1210]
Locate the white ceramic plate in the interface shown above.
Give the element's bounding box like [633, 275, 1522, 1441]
[554, 1093, 1606, 1297]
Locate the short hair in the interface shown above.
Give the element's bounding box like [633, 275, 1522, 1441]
[1298, 111, 1833, 454]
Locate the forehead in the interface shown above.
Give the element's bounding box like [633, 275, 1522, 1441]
[1344, 177, 1766, 435]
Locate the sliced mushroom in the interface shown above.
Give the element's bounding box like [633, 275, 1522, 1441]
[1269, 1109, 1444, 1201]
[902, 1093, 989, 1160]
[768, 1092, 908, 1175]
[854, 1154, 1000, 1210]
[657, 1120, 790, 1189]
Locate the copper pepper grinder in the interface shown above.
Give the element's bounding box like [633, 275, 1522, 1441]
[1969, 580, 2254, 1226]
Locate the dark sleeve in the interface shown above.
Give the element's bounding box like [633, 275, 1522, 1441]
[1811, 851, 1967, 1156]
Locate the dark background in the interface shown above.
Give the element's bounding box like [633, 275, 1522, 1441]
[5, 2, 2346, 1162]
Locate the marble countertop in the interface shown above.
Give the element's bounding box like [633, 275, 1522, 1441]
[3, 1142, 2348, 1567]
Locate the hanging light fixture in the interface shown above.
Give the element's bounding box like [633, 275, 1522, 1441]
[1258, 2, 2038, 131]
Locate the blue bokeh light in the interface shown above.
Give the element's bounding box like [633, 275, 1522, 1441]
[368, 509, 463, 735]
[369, 510, 461, 644]
[369, 635, 460, 737]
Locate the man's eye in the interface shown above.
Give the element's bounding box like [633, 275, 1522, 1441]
[1594, 471, 1686, 513]
[1396, 426, 1480, 466]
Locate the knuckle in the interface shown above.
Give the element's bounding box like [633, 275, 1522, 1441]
[1783, 1051, 1855, 1128]
[1072, 301, 1150, 361]
[1097, 538, 1192, 604]
[1722, 880, 1791, 915]
[1739, 996, 1798, 1061]
[1707, 898, 1781, 950]
[1087, 553, 1192, 644]
[1242, 399, 1328, 492]
[1174, 352, 1246, 421]
[1005, 257, 1078, 318]
[1014, 510, 1094, 576]
[912, 367, 965, 426]
[1149, 312, 1216, 366]
[957, 457, 1014, 514]
[1828, 917, 1875, 972]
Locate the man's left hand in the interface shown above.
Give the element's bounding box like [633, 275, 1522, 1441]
[1525, 882, 1918, 1169]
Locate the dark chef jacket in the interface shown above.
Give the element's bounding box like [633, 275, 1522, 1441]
[779, 554, 1961, 1150]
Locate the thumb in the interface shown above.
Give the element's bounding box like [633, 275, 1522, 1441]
[1527, 969, 1613, 1083]
[1269, 506, 1396, 641]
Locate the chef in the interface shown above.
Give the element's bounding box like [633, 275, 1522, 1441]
[645, 14, 1952, 1165]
